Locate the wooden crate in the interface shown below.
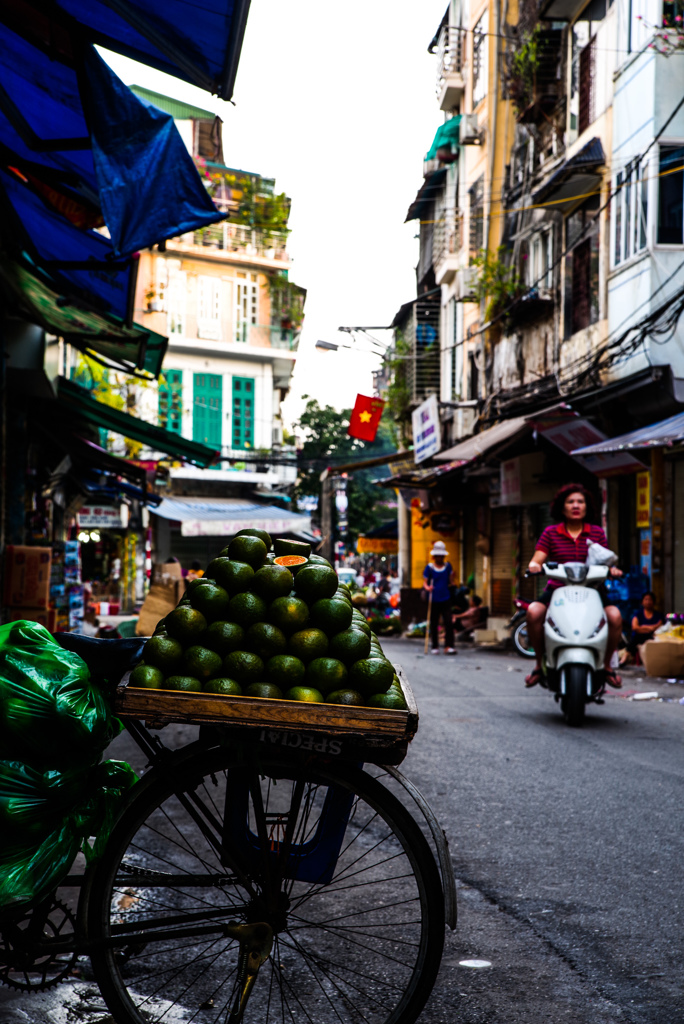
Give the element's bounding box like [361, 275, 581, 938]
[115, 665, 418, 765]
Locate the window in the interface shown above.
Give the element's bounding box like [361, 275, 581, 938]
[235, 272, 258, 343]
[193, 373, 222, 447]
[527, 231, 553, 291]
[158, 369, 183, 434]
[658, 144, 684, 244]
[613, 160, 648, 264]
[197, 276, 221, 340]
[232, 376, 255, 449]
[469, 176, 484, 256]
[564, 196, 600, 337]
[472, 13, 488, 106]
[156, 259, 186, 336]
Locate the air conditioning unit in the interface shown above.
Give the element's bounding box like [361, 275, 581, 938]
[456, 266, 479, 302]
[459, 113, 481, 145]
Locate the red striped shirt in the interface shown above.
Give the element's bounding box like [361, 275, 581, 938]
[536, 523, 609, 584]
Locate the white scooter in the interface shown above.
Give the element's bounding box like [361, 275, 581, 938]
[538, 561, 610, 726]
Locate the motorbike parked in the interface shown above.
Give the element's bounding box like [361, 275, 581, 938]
[509, 598, 535, 658]
[530, 561, 610, 726]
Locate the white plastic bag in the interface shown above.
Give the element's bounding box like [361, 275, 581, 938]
[585, 539, 618, 567]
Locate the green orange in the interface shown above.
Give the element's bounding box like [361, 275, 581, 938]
[228, 592, 268, 628]
[288, 628, 329, 663]
[245, 682, 283, 699]
[285, 686, 324, 703]
[245, 622, 288, 660]
[250, 565, 294, 600]
[129, 664, 164, 689]
[269, 595, 309, 633]
[223, 650, 265, 684]
[228, 535, 268, 569]
[206, 557, 254, 595]
[306, 657, 348, 694]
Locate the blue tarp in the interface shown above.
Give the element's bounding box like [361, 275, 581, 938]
[0, 22, 223, 258]
[31, 0, 250, 99]
[82, 46, 223, 255]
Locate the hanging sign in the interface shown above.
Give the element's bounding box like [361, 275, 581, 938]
[411, 394, 440, 463]
[636, 471, 651, 528]
[78, 505, 123, 528]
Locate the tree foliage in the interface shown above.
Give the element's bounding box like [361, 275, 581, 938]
[74, 356, 154, 460]
[294, 398, 397, 542]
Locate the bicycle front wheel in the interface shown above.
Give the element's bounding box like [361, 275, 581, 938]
[88, 749, 445, 1024]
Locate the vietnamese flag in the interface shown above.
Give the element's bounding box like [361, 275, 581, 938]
[348, 394, 385, 441]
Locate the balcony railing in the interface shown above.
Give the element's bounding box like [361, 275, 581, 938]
[435, 25, 467, 102]
[433, 214, 464, 266]
[233, 322, 300, 351]
[191, 222, 289, 261]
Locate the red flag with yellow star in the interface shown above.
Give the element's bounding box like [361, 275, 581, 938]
[348, 394, 385, 441]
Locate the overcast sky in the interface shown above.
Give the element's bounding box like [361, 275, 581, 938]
[102, 0, 447, 427]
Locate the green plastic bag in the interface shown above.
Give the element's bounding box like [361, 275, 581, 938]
[0, 620, 121, 768]
[0, 759, 137, 909]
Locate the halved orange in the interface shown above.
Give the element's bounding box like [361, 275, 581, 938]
[274, 555, 307, 568]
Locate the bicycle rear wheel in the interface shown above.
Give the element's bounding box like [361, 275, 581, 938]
[88, 749, 445, 1024]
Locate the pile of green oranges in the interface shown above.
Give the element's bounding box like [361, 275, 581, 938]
[129, 530, 406, 710]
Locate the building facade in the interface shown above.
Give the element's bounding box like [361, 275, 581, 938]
[389, 0, 684, 620]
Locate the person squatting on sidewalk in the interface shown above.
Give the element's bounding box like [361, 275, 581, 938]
[423, 541, 457, 655]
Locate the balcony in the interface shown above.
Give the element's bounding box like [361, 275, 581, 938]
[434, 214, 463, 285]
[435, 25, 466, 111]
[167, 223, 290, 268]
[394, 299, 441, 406]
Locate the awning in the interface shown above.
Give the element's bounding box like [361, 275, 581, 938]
[152, 498, 313, 537]
[405, 169, 447, 222]
[57, 378, 219, 467]
[571, 411, 684, 455]
[538, 0, 586, 20]
[42, 0, 251, 100]
[425, 117, 461, 162]
[532, 137, 605, 212]
[435, 415, 530, 462]
[0, 259, 167, 378]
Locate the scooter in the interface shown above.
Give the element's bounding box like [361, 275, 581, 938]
[509, 598, 534, 658]
[535, 561, 610, 726]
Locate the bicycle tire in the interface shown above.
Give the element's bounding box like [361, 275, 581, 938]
[87, 748, 445, 1024]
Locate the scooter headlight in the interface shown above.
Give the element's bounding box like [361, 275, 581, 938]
[588, 614, 606, 639]
[546, 615, 565, 637]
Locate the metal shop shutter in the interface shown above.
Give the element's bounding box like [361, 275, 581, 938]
[491, 507, 516, 616]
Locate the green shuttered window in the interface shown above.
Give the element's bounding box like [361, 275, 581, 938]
[232, 376, 254, 448]
[193, 373, 223, 447]
[158, 369, 183, 434]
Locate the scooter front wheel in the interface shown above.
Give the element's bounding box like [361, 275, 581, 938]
[561, 664, 588, 726]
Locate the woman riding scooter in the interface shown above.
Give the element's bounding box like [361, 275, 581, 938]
[525, 483, 623, 689]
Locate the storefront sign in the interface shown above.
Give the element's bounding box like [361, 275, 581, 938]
[78, 505, 123, 528]
[412, 395, 440, 464]
[636, 471, 651, 528]
[541, 418, 644, 475]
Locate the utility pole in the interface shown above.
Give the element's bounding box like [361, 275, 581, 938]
[319, 469, 333, 562]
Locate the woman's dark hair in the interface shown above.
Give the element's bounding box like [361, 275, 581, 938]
[550, 483, 597, 523]
[642, 590, 656, 602]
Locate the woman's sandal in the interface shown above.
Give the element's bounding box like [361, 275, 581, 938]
[605, 668, 622, 689]
[525, 667, 543, 688]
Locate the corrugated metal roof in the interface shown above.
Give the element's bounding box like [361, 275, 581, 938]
[130, 85, 215, 121]
[435, 415, 530, 462]
[572, 411, 684, 455]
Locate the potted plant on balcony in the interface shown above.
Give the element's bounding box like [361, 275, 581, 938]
[145, 288, 161, 312]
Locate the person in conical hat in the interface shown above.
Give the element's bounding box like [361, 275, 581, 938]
[423, 541, 457, 655]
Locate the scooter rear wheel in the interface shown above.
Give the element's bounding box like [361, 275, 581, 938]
[561, 664, 588, 726]
[513, 621, 535, 658]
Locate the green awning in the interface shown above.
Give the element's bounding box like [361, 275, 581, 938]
[425, 116, 461, 161]
[58, 378, 218, 468]
[1, 260, 167, 378]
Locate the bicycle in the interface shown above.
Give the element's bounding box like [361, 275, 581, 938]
[0, 634, 456, 1024]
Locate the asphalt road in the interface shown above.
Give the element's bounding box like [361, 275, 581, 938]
[386, 639, 684, 1024]
[2, 641, 683, 1023]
